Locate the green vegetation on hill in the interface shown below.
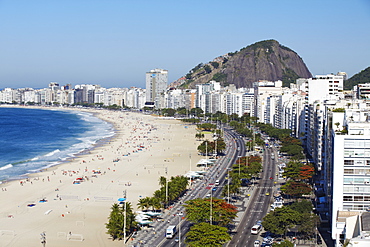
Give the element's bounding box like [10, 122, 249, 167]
[240, 39, 277, 52]
[344, 67, 370, 90]
[212, 72, 227, 83]
[282, 68, 300, 87]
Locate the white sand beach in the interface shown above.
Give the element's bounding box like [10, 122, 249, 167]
[0, 108, 202, 247]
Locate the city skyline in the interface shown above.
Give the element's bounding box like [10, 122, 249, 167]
[0, 0, 369, 89]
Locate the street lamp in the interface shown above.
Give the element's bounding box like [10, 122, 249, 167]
[238, 156, 241, 176]
[227, 173, 230, 204]
[123, 190, 127, 246]
[178, 212, 183, 247]
[189, 154, 192, 188]
[205, 141, 208, 169]
[210, 186, 213, 225]
[40, 232, 46, 247]
[209, 185, 221, 225]
[214, 135, 218, 158]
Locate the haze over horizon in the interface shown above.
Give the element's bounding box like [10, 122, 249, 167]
[0, 0, 369, 89]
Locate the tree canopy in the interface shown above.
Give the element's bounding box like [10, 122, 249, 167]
[106, 202, 138, 241]
[185, 222, 231, 247]
[262, 207, 301, 235]
[184, 198, 237, 226]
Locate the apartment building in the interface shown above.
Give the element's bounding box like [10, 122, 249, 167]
[253, 80, 283, 123]
[145, 68, 168, 108]
[330, 108, 370, 242]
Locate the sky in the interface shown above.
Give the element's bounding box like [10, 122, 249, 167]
[0, 0, 369, 89]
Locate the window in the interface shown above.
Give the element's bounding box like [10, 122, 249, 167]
[354, 196, 363, 201]
[344, 169, 354, 174]
[343, 196, 353, 201]
[354, 205, 364, 210]
[344, 160, 354, 166]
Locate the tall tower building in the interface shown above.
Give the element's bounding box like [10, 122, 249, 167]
[145, 68, 168, 108]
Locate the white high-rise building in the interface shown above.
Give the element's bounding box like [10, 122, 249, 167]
[145, 68, 168, 108]
[330, 105, 370, 244]
[253, 80, 283, 123]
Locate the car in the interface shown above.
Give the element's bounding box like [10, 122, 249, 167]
[265, 192, 270, 196]
[175, 237, 179, 242]
[317, 237, 323, 244]
[269, 177, 273, 180]
[254, 240, 260, 247]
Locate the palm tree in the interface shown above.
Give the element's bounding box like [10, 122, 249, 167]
[159, 176, 167, 187]
[137, 197, 151, 211]
[106, 203, 123, 240]
[150, 197, 162, 211]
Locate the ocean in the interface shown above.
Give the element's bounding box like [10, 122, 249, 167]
[0, 107, 114, 182]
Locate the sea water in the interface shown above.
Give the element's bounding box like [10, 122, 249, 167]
[0, 107, 114, 182]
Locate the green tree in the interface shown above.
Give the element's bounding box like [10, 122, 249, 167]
[106, 202, 138, 241]
[190, 107, 204, 117]
[185, 222, 231, 247]
[137, 197, 151, 210]
[195, 132, 205, 140]
[280, 180, 312, 198]
[262, 207, 301, 235]
[272, 240, 294, 247]
[197, 123, 217, 131]
[204, 65, 212, 73]
[210, 62, 219, 69]
[197, 140, 213, 155]
[282, 161, 303, 180]
[297, 212, 320, 237]
[106, 204, 123, 240]
[288, 200, 313, 214]
[184, 198, 237, 226]
[176, 107, 188, 115]
[161, 108, 176, 116]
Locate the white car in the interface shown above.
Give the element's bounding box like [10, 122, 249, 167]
[254, 240, 260, 247]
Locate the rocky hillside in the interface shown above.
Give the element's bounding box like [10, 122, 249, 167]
[179, 40, 312, 88]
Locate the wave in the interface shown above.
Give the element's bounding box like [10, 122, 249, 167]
[44, 149, 60, 157]
[0, 164, 13, 171]
[0, 109, 115, 181]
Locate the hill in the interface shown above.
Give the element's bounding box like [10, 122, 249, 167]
[344, 67, 370, 90]
[178, 40, 312, 88]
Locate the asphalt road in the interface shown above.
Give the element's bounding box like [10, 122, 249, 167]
[131, 127, 245, 247]
[227, 146, 277, 246]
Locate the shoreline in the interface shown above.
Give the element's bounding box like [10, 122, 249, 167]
[0, 106, 116, 185]
[0, 106, 202, 246]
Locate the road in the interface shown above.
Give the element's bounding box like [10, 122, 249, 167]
[131, 127, 245, 246]
[227, 146, 277, 246]
[159, 128, 245, 247]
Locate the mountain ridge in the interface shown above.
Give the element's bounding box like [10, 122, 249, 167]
[176, 40, 312, 88]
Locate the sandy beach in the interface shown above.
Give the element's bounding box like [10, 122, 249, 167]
[0, 108, 202, 247]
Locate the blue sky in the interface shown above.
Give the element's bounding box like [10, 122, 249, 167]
[0, 0, 369, 89]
